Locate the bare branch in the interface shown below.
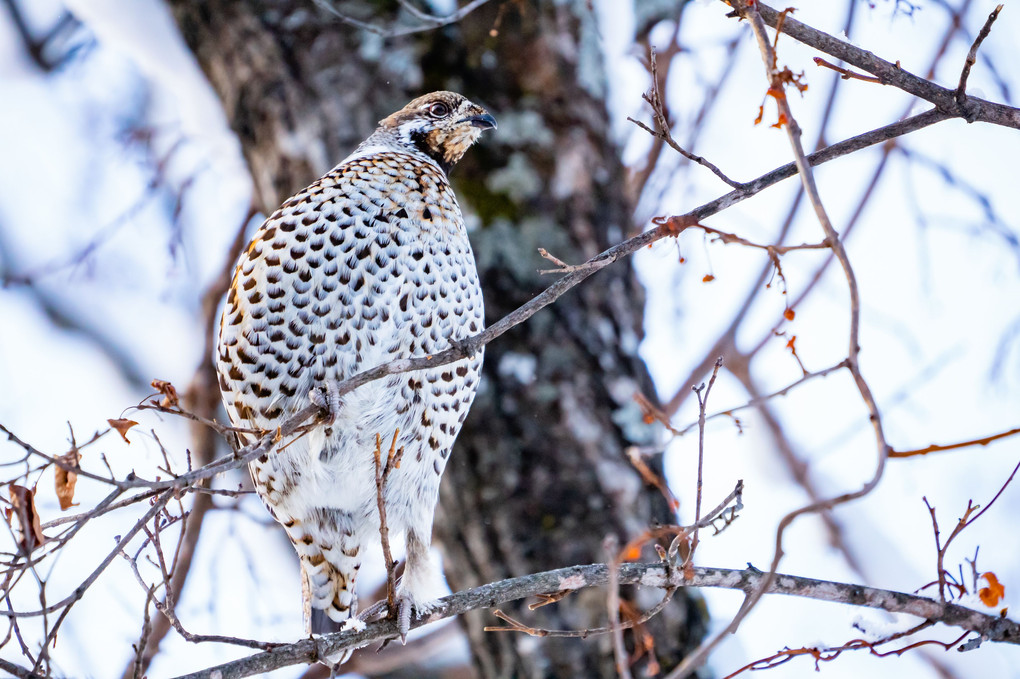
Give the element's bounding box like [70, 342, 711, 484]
[311, 0, 492, 38]
[0, 656, 45, 679]
[169, 562, 1020, 679]
[753, 1, 1020, 127]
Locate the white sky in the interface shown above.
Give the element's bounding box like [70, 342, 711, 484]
[1, 0, 1019, 678]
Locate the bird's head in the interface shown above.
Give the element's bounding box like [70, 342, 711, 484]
[378, 91, 496, 173]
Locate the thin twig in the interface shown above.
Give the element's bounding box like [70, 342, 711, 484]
[131, 587, 155, 679]
[604, 535, 632, 679]
[1, 491, 173, 619]
[674, 360, 849, 436]
[118, 541, 281, 652]
[721, 622, 963, 679]
[890, 426, 1020, 458]
[922, 497, 950, 601]
[696, 224, 830, 254]
[373, 431, 404, 614]
[690, 358, 723, 561]
[956, 4, 1004, 104]
[630, 49, 745, 190]
[923, 456, 1020, 601]
[662, 0, 973, 420]
[485, 589, 677, 640]
[618, 481, 744, 563]
[813, 57, 884, 84]
[960, 456, 1020, 530]
[0, 657, 46, 679]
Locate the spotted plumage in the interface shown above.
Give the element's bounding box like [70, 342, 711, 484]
[215, 92, 494, 653]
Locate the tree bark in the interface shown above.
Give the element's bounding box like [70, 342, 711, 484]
[168, 1, 707, 676]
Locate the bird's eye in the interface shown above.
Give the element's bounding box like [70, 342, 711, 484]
[427, 102, 450, 118]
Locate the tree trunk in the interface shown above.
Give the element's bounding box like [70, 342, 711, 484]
[168, 1, 707, 676]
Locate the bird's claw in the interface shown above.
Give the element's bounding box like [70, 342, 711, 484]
[397, 594, 412, 644]
[356, 593, 426, 644]
[309, 383, 343, 425]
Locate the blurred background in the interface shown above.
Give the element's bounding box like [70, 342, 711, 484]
[1, 0, 1019, 677]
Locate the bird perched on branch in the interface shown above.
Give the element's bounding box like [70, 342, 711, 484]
[215, 92, 495, 654]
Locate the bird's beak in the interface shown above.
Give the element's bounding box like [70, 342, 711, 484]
[465, 112, 497, 131]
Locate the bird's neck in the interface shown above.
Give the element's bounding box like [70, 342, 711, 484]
[354, 128, 452, 176]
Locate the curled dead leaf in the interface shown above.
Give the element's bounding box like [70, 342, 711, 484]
[8, 485, 46, 554]
[702, 274, 715, 283]
[784, 308, 796, 321]
[771, 112, 789, 129]
[979, 572, 1005, 607]
[151, 379, 179, 408]
[108, 418, 138, 444]
[54, 449, 82, 511]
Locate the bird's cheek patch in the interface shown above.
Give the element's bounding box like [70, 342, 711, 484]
[425, 129, 447, 155]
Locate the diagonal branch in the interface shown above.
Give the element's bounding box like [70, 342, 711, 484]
[955, 4, 1004, 103]
[753, 1, 1019, 127]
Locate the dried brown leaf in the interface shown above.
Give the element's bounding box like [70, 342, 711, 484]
[54, 449, 81, 511]
[8, 484, 46, 554]
[151, 379, 179, 408]
[108, 418, 138, 443]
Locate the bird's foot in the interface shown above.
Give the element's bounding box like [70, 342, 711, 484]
[356, 593, 436, 644]
[309, 382, 344, 425]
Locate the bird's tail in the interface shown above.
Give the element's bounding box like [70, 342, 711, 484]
[300, 551, 357, 634]
[287, 518, 361, 665]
